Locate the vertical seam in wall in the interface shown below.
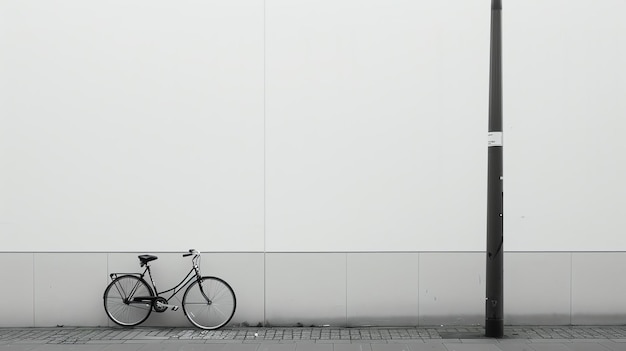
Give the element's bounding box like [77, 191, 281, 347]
[570, 252, 573, 325]
[345, 253, 348, 327]
[262, 0, 266, 255]
[106, 253, 110, 327]
[417, 252, 420, 327]
[263, 255, 266, 324]
[262, 0, 267, 327]
[32, 252, 36, 326]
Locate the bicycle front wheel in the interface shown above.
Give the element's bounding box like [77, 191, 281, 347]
[103, 275, 154, 327]
[182, 276, 236, 330]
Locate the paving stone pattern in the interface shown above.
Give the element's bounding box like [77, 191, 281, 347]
[2, 326, 626, 345]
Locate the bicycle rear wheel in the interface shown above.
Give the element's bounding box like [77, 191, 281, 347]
[103, 275, 154, 326]
[182, 276, 236, 330]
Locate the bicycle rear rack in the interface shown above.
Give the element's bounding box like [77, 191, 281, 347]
[109, 273, 143, 280]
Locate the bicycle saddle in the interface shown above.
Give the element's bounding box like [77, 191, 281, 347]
[138, 255, 158, 266]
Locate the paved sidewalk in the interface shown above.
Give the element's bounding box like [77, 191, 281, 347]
[2, 326, 626, 350]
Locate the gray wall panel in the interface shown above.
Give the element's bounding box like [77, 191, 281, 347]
[0, 253, 34, 327]
[572, 253, 626, 325]
[418, 253, 484, 325]
[347, 253, 419, 326]
[265, 253, 347, 326]
[34, 253, 108, 327]
[504, 252, 571, 325]
[2, 251, 626, 327]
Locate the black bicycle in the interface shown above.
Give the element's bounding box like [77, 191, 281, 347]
[103, 249, 236, 330]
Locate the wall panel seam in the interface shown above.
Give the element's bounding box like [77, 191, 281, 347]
[345, 253, 348, 326]
[417, 252, 420, 327]
[570, 252, 573, 325]
[32, 253, 35, 327]
[263, 0, 267, 327]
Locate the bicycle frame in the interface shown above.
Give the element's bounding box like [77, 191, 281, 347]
[109, 254, 207, 306]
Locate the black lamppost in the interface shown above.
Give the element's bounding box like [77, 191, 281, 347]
[486, 0, 504, 338]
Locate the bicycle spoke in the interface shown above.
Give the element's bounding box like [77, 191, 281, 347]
[104, 275, 152, 327]
[112, 281, 126, 298]
[211, 305, 227, 318]
[182, 277, 236, 330]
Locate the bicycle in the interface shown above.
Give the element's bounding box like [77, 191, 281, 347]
[103, 249, 236, 330]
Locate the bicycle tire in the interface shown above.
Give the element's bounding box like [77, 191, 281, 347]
[182, 276, 236, 330]
[103, 275, 154, 327]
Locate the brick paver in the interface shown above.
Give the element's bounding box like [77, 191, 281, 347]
[3, 326, 626, 345]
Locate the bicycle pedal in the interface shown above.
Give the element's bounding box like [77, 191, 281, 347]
[157, 301, 180, 311]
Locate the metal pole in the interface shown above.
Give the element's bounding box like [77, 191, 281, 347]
[486, 0, 504, 338]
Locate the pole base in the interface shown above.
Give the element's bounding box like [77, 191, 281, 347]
[485, 319, 504, 338]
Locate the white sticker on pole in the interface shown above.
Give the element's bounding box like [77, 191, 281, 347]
[488, 132, 503, 147]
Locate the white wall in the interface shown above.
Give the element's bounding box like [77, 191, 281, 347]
[505, 0, 626, 251]
[1, 0, 626, 252]
[265, 0, 489, 252]
[0, 0, 265, 251]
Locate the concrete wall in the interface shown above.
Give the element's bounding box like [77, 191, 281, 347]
[2, 0, 626, 327]
[2, 251, 625, 327]
[2, 0, 626, 253]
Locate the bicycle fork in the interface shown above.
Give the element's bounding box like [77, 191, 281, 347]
[194, 265, 212, 305]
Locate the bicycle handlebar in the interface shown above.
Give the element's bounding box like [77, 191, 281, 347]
[183, 249, 199, 257]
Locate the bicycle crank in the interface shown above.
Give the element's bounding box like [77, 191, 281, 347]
[154, 298, 179, 312]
